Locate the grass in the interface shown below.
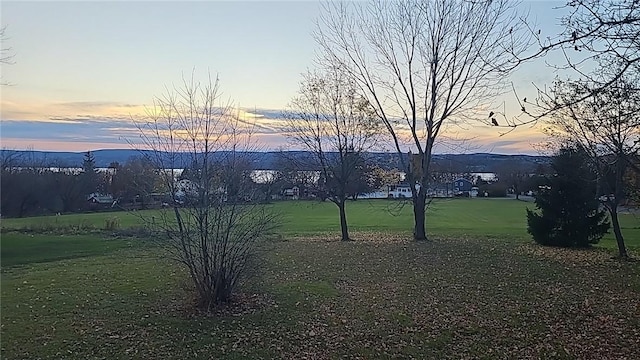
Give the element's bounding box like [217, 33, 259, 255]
[278, 199, 640, 249]
[2, 235, 639, 359]
[1, 211, 144, 230]
[1, 199, 639, 358]
[3, 198, 636, 248]
[0, 233, 138, 267]
[277, 198, 530, 236]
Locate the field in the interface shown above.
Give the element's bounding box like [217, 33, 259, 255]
[2, 199, 640, 359]
[3, 198, 639, 248]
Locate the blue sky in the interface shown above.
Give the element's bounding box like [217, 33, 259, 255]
[1, 0, 569, 154]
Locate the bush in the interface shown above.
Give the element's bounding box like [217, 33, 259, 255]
[104, 217, 120, 231]
[15, 219, 96, 235]
[526, 146, 609, 248]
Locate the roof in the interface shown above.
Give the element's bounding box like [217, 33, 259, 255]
[87, 193, 114, 204]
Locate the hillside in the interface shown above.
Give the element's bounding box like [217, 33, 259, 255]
[0, 149, 549, 173]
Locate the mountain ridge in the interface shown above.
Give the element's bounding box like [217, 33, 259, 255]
[0, 149, 549, 173]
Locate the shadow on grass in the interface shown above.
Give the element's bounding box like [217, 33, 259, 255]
[0, 232, 141, 267]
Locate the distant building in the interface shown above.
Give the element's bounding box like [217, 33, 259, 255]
[175, 179, 197, 200]
[87, 193, 115, 208]
[360, 183, 417, 199]
[451, 178, 479, 197]
[452, 178, 473, 193]
[283, 186, 300, 200]
[387, 183, 413, 198]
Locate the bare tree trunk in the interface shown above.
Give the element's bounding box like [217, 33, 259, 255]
[413, 193, 427, 241]
[609, 204, 628, 259]
[338, 199, 350, 241]
[17, 198, 27, 218]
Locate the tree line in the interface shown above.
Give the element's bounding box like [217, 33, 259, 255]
[0, 148, 400, 218]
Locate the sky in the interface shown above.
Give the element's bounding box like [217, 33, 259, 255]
[1, 0, 571, 155]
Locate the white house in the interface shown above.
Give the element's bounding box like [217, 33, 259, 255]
[175, 179, 198, 201]
[283, 186, 300, 200]
[388, 184, 413, 198]
[360, 183, 420, 199]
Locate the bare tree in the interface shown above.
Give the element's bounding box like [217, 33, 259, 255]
[556, 1, 639, 84]
[109, 156, 162, 209]
[496, 159, 533, 200]
[510, 0, 640, 123]
[0, 148, 21, 171]
[1, 26, 14, 64]
[136, 73, 279, 310]
[316, 0, 533, 240]
[543, 67, 640, 258]
[284, 67, 379, 241]
[1, 26, 15, 85]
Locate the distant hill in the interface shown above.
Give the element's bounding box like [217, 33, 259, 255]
[0, 149, 549, 173]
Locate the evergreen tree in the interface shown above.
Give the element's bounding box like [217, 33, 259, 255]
[82, 151, 96, 172]
[80, 151, 99, 195]
[526, 146, 610, 248]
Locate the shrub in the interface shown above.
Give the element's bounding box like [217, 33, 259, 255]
[526, 146, 609, 247]
[104, 217, 120, 231]
[16, 219, 96, 235]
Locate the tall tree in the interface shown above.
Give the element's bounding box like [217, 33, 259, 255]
[285, 68, 379, 241]
[1, 168, 44, 217]
[511, 1, 639, 256]
[527, 146, 610, 248]
[543, 69, 640, 258]
[51, 170, 85, 213]
[513, 0, 640, 124]
[80, 151, 99, 196]
[497, 159, 533, 200]
[0, 152, 58, 217]
[110, 157, 160, 209]
[316, 0, 533, 240]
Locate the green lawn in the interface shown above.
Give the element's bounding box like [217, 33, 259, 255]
[1, 199, 639, 359]
[3, 198, 637, 248]
[275, 199, 640, 249]
[277, 198, 532, 236]
[0, 233, 139, 267]
[2, 234, 639, 359]
[0, 210, 145, 230]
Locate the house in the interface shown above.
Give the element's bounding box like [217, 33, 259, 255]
[283, 186, 300, 200]
[175, 179, 198, 201]
[451, 178, 478, 197]
[387, 183, 413, 198]
[452, 178, 473, 192]
[87, 193, 115, 208]
[359, 182, 423, 199]
[176, 179, 197, 193]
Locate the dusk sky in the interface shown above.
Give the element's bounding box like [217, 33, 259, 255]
[1, 1, 571, 155]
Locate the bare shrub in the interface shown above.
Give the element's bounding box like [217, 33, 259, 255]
[135, 72, 280, 310]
